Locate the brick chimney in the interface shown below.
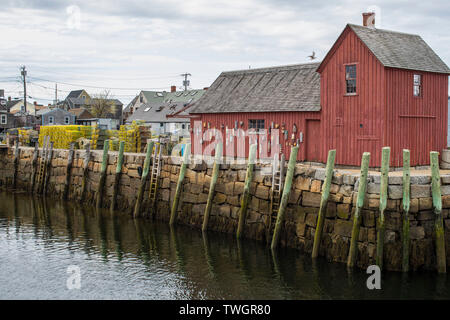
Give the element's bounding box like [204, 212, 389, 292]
[363, 12, 375, 28]
[171, 85, 176, 92]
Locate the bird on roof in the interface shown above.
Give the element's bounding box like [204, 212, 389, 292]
[308, 51, 316, 60]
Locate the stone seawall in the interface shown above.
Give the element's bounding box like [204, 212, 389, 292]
[1, 146, 450, 272]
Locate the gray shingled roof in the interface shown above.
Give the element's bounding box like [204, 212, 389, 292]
[127, 89, 206, 122]
[190, 62, 321, 114]
[67, 90, 84, 99]
[126, 102, 191, 123]
[349, 24, 450, 74]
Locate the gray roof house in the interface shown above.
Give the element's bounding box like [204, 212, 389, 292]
[126, 88, 206, 134]
[37, 108, 76, 126]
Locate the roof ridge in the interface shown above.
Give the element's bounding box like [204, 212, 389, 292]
[348, 23, 420, 37]
[222, 62, 321, 76]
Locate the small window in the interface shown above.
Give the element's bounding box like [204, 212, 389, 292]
[160, 123, 164, 127]
[182, 124, 186, 129]
[248, 119, 265, 131]
[413, 74, 422, 97]
[48, 116, 54, 124]
[345, 65, 357, 94]
[1, 114, 7, 124]
[21, 105, 25, 112]
[82, 95, 86, 100]
[139, 96, 143, 103]
[64, 116, 70, 124]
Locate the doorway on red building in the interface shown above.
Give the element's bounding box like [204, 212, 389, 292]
[305, 119, 320, 162]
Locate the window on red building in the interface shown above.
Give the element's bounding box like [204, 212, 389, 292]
[413, 74, 422, 97]
[248, 119, 265, 131]
[345, 65, 357, 94]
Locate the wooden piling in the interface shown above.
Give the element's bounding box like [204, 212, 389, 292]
[30, 143, 39, 193]
[80, 143, 91, 201]
[236, 143, 257, 239]
[270, 146, 299, 250]
[110, 141, 125, 214]
[402, 149, 411, 272]
[202, 142, 223, 232]
[347, 152, 370, 269]
[12, 138, 20, 189]
[430, 151, 446, 273]
[62, 143, 75, 200]
[134, 140, 154, 218]
[95, 140, 109, 209]
[169, 143, 191, 226]
[42, 141, 54, 195]
[376, 147, 390, 270]
[312, 149, 336, 258]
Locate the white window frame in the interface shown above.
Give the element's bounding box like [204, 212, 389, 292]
[48, 116, 54, 124]
[64, 116, 70, 124]
[1, 114, 7, 125]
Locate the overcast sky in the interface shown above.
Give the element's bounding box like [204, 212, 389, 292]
[0, 0, 449, 105]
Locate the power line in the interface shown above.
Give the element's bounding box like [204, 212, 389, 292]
[28, 76, 171, 91]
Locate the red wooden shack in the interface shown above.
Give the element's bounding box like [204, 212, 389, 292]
[189, 13, 450, 167]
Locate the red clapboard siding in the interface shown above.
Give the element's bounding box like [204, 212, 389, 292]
[190, 112, 320, 161]
[319, 27, 385, 167]
[385, 68, 448, 166]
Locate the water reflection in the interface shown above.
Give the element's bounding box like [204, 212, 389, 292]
[0, 190, 450, 299]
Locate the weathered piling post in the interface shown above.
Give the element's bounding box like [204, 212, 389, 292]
[347, 152, 370, 269]
[80, 143, 91, 201]
[110, 141, 124, 214]
[202, 142, 223, 232]
[95, 140, 109, 209]
[134, 140, 154, 218]
[42, 141, 54, 195]
[169, 143, 191, 226]
[402, 149, 411, 272]
[312, 149, 336, 258]
[62, 143, 75, 200]
[376, 147, 390, 270]
[30, 143, 39, 193]
[12, 138, 20, 189]
[270, 146, 299, 250]
[430, 151, 446, 273]
[236, 143, 257, 239]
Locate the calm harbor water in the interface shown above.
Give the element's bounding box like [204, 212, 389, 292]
[0, 190, 450, 300]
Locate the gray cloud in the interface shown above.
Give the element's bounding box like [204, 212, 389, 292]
[0, 0, 448, 104]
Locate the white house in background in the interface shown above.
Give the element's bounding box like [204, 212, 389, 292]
[7, 99, 38, 114]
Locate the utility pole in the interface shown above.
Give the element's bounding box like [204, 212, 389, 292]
[54, 83, 58, 107]
[180, 73, 191, 91]
[20, 66, 27, 113]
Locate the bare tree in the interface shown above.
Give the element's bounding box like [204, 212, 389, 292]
[90, 90, 114, 118]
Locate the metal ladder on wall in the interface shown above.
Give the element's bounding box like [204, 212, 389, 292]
[148, 142, 162, 217]
[267, 154, 285, 242]
[36, 136, 49, 193]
